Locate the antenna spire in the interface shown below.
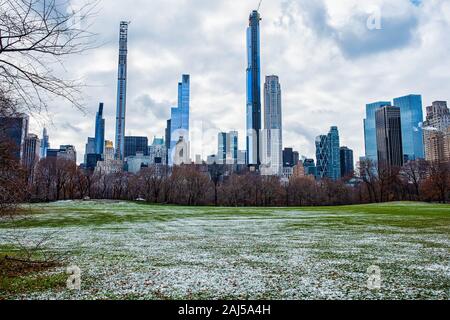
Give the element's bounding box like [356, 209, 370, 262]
[257, 0, 263, 11]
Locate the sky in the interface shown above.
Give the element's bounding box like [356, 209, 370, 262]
[28, 0, 450, 164]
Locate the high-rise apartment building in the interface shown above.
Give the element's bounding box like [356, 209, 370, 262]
[262, 75, 282, 176]
[115, 22, 129, 160]
[246, 10, 262, 167]
[169, 75, 190, 165]
[376, 106, 404, 168]
[95, 103, 105, 157]
[393, 94, 425, 160]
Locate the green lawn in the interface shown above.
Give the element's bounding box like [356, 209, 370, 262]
[0, 201, 449, 300]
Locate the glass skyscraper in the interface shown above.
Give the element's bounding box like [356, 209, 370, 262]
[115, 22, 129, 161]
[393, 94, 425, 160]
[316, 126, 341, 181]
[246, 10, 262, 167]
[376, 106, 404, 168]
[169, 75, 190, 165]
[124, 136, 149, 159]
[364, 101, 392, 162]
[95, 102, 105, 157]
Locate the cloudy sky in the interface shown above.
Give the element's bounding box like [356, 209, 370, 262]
[28, 0, 450, 164]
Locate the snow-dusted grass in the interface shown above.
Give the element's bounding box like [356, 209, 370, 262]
[1, 201, 449, 300]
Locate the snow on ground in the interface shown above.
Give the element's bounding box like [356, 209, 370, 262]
[1, 201, 449, 300]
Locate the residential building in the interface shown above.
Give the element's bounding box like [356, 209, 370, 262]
[262, 75, 282, 176]
[95, 102, 105, 157]
[40, 128, 50, 159]
[316, 126, 341, 180]
[423, 101, 450, 162]
[169, 75, 190, 166]
[246, 10, 262, 167]
[115, 22, 129, 160]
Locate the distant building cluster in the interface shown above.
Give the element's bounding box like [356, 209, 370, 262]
[2, 11, 449, 184]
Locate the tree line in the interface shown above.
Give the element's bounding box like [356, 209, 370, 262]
[1, 154, 448, 212]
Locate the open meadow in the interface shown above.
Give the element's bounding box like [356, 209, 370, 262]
[1, 201, 449, 300]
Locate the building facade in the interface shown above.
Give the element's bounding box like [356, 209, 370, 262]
[316, 127, 341, 180]
[376, 106, 404, 168]
[115, 21, 129, 160]
[124, 136, 148, 159]
[364, 101, 392, 162]
[246, 10, 262, 167]
[0, 114, 29, 160]
[95, 102, 105, 157]
[262, 75, 282, 176]
[393, 94, 425, 161]
[40, 127, 50, 159]
[423, 101, 450, 163]
[340, 146, 354, 178]
[169, 75, 190, 165]
[23, 134, 41, 174]
[148, 137, 167, 164]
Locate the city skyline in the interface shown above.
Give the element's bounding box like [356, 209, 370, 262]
[23, 0, 450, 165]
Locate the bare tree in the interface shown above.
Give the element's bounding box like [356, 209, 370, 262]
[0, 0, 98, 112]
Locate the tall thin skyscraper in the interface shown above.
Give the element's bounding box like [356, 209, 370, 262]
[393, 94, 424, 161]
[165, 119, 171, 165]
[262, 75, 282, 175]
[115, 21, 129, 161]
[95, 102, 105, 157]
[40, 127, 49, 159]
[340, 146, 354, 177]
[376, 106, 404, 168]
[169, 75, 190, 165]
[246, 10, 262, 167]
[364, 101, 392, 162]
[23, 134, 41, 173]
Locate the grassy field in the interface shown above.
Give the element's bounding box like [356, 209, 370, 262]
[0, 201, 449, 300]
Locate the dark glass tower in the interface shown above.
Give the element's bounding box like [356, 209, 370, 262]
[376, 106, 404, 168]
[246, 10, 262, 167]
[95, 102, 105, 157]
[115, 21, 129, 160]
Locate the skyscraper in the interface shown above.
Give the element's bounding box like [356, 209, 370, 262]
[262, 75, 282, 176]
[246, 10, 262, 167]
[218, 132, 227, 164]
[393, 94, 425, 161]
[423, 101, 450, 163]
[340, 146, 354, 177]
[95, 102, 105, 157]
[169, 75, 190, 165]
[165, 119, 171, 165]
[376, 106, 404, 168]
[217, 131, 239, 164]
[0, 114, 29, 160]
[124, 136, 148, 159]
[316, 127, 341, 180]
[40, 128, 49, 159]
[282, 148, 294, 167]
[115, 21, 129, 161]
[364, 101, 392, 162]
[23, 134, 41, 174]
